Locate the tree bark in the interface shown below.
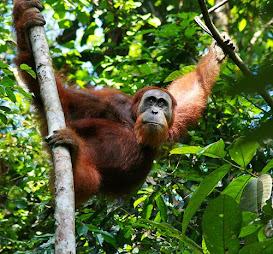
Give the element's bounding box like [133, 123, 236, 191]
[29, 25, 76, 254]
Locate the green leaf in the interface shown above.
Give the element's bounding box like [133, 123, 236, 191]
[20, 63, 32, 71]
[239, 212, 263, 238]
[78, 213, 92, 221]
[239, 224, 262, 238]
[0, 61, 9, 68]
[263, 201, 273, 217]
[238, 238, 273, 254]
[134, 195, 148, 208]
[124, 228, 134, 239]
[164, 65, 196, 83]
[20, 64, 36, 79]
[185, 27, 196, 37]
[257, 174, 272, 210]
[228, 137, 259, 167]
[144, 204, 153, 219]
[154, 211, 161, 223]
[202, 195, 242, 254]
[240, 174, 272, 213]
[3, 69, 14, 76]
[240, 178, 258, 213]
[242, 211, 259, 227]
[1, 76, 15, 87]
[0, 86, 5, 95]
[28, 70, 36, 79]
[77, 224, 89, 236]
[58, 19, 73, 29]
[0, 112, 7, 124]
[88, 225, 117, 248]
[0, 106, 11, 113]
[97, 231, 117, 247]
[170, 146, 202, 155]
[207, 0, 214, 6]
[197, 139, 226, 158]
[171, 140, 226, 158]
[16, 87, 32, 99]
[182, 165, 231, 234]
[261, 159, 273, 173]
[155, 195, 167, 222]
[222, 175, 253, 202]
[238, 19, 247, 32]
[240, 211, 262, 238]
[5, 88, 16, 103]
[79, 0, 91, 7]
[144, 220, 202, 253]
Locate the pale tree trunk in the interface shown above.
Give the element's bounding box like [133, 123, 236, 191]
[29, 25, 76, 253]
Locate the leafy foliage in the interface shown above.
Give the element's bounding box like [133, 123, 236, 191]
[1, 0, 273, 253]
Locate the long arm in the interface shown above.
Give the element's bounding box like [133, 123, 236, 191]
[167, 42, 225, 140]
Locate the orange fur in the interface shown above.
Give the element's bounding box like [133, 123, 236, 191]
[167, 50, 220, 140]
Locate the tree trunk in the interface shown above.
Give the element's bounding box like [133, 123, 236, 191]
[29, 25, 76, 254]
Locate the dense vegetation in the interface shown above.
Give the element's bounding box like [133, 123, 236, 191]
[0, 0, 273, 253]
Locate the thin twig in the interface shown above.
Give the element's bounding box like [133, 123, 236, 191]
[196, 0, 273, 111]
[199, 0, 229, 18]
[195, 16, 212, 36]
[195, 0, 229, 36]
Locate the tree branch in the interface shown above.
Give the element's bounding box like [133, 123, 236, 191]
[29, 23, 76, 253]
[195, 0, 273, 110]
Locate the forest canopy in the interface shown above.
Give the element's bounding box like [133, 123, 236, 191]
[0, 0, 273, 253]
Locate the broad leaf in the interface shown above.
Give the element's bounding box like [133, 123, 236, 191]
[222, 175, 253, 202]
[238, 238, 273, 254]
[261, 159, 273, 173]
[144, 204, 153, 220]
[155, 195, 167, 222]
[6, 88, 16, 103]
[0, 106, 11, 112]
[20, 64, 36, 79]
[170, 146, 202, 155]
[229, 137, 259, 167]
[0, 112, 7, 124]
[77, 224, 89, 236]
[197, 139, 226, 158]
[145, 220, 202, 253]
[182, 165, 231, 234]
[257, 174, 272, 210]
[134, 195, 148, 208]
[238, 18, 247, 32]
[171, 140, 226, 158]
[202, 195, 242, 254]
[239, 211, 262, 238]
[88, 224, 117, 248]
[240, 174, 272, 213]
[239, 224, 262, 238]
[1, 76, 15, 87]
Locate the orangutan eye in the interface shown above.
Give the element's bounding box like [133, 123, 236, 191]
[147, 96, 156, 105]
[158, 98, 167, 108]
